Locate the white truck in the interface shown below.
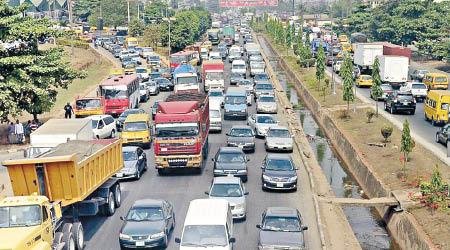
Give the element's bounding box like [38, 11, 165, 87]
[354, 43, 384, 71]
[25, 118, 94, 158]
[377, 55, 409, 86]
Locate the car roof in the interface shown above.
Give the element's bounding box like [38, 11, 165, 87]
[266, 153, 292, 161]
[184, 199, 229, 226]
[219, 147, 244, 153]
[123, 146, 139, 152]
[231, 125, 252, 130]
[213, 176, 241, 185]
[258, 94, 275, 98]
[268, 125, 289, 130]
[265, 207, 298, 217]
[132, 199, 164, 207]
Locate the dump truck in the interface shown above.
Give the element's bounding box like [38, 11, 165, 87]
[0, 139, 123, 250]
[202, 60, 224, 91]
[153, 92, 210, 174]
[73, 96, 105, 118]
[26, 119, 94, 158]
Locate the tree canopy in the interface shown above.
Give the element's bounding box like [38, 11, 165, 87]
[169, 9, 211, 52]
[0, 1, 84, 122]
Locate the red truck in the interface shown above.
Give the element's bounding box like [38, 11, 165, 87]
[202, 60, 225, 91]
[153, 91, 210, 174]
[374, 41, 412, 62]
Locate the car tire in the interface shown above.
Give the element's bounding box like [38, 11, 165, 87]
[431, 117, 436, 126]
[390, 106, 394, 114]
[436, 134, 440, 143]
[384, 102, 387, 111]
[110, 129, 116, 138]
[53, 232, 64, 249]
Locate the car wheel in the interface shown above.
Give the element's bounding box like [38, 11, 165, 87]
[436, 134, 440, 143]
[431, 117, 436, 126]
[390, 106, 394, 114]
[110, 129, 116, 138]
[383, 102, 387, 111]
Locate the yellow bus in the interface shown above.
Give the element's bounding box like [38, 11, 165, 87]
[423, 73, 449, 90]
[424, 90, 450, 126]
[126, 37, 139, 47]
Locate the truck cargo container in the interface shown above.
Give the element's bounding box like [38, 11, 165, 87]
[202, 60, 225, 91]
[153, 92, 210, 174]
[354, 43, 384, 71]
[1, 139, 123, 250]
[26, 119, 94, 158]
[173, 64, 199, 93]
[222, 26, 235, 46]
[377, 55, 409, 86]
[374, 41, 412, 62]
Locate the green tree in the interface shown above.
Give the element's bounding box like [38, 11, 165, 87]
[168, 9, 211, 52]
[371, 57, 383, 116]
[316, 45, 326, 91]
[401, 118, 414, 168]
[87, 0, 132, 29]
[0, 1, 85, 122]
[73, 0, 101, 22]
[143, 24, 166, 49]
[341, 55, 354, 114]
[144, 0, 174, 23]
[129, 19, 145, 36]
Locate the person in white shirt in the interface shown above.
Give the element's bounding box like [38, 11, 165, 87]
[14, 120, 24, 144]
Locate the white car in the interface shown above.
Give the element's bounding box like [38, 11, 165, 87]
[237, 79, 254, 93]
[209, 89, 225, 107]
[88, 115, 117, 139]
[403, 82, 427, 101]
[139, 82, 150, 102]
[209, 109, 222, 132]
[207, 176, 247, 219]
[136, 67, 149, 81]
[234, 34, 240, 43]
[333, 60, 343, 73]
[119, 51, 129, 60]
[265, 126, 293, 152]
[140, 47, 153, 58]
[247, 114, 278, 137]
[209, 51, 222, 60]
[256, 95, 278, 114]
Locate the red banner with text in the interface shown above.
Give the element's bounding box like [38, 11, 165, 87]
[219, 0, 278, 7]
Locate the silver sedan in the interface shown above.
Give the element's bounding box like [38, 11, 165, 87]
[265, 126, 293, 152]
[256, 95, 278, 114]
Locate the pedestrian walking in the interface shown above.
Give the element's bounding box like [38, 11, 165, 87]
[7, 122, 14, 144]
[14, 120, 24, 144]
[24, 120, 31, 136]
[64, 102, 74, 119]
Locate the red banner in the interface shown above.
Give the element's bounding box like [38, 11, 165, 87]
[219, 0, 278, 7]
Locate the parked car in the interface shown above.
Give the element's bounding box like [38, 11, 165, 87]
[206, 176, 248, 220]
[403, 82, 427, 101]
[265, 126, 293, 152]
[212, 147, 249, 182]
[117, 109, 146, 131]
[256, 207, 308, 249]
[411, 69, 430, 81]
[226, 125, 256, 152]
[247, 114, 278, 137]
[370, 84, 393, 100]
[119, 199, 175, 248]
[155, 77, 173, 91]
[261, 154, 298, 191]
[254, 83, 275, 100]
[89, 115, 117, 139]
[209, 89, 225, 107]
[384, 91, 416, 115]
[114, 146, 147, 180]
[256, 95, 278, 114]
[145, 80, 160, 96]
[436, 124, 450, 146]
[152, 100, 162, 120]
[230, 72, 245, 85]
[139, 82, 150, 102]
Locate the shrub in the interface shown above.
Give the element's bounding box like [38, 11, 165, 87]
[297, 58, 316, 68]
[338, 110, 350, 119]
[381, 125, 393, 142]
[56, 38, 90, 49]
[366, 109, 375, 123]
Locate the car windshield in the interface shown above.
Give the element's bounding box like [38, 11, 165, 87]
[210, 110, 220, 118]
[176, 76, 197, 85]
[252, 63, 265, 69]
[210, 183, 243, 197]
[397, 94, 413, 101]
[0, 205, 41, 228]
[239, 80, 251, 86]
[140, 85, 146, 90]
[225, 96, 246, 104]
[255, 75, 269, 81]
[412, 84, 426, 89]
[268, 129, 290, 138]
[259, 96, 275, 102]
[231, 73, 243, 79]
[381, 85, 393, 91]
[155, 123, 199, 137]
[435, 77, 448, 83]
[156, 78, 170, 84]
[361, 76, 372, 81]
[217, 152, 245, 163]
[76, 99, 101, 110]
[123, 151, 137, 161]
[181, 225, 227, 247]
[210, 91, 223, 97]
[255, 84, 273, 90]
[91, 120, 99, 129]
[229, 128, 253, 137]
[266, 158, 294, 171]
[122, 57, 131, 62]
[257, 116, 276, 124]
[124, 122, 148, 132]
[136, 68, 147, 73]
[145, 81, 156, 87]
[151, 73, 162, 79]
[263, 216, 301, 232]
[230, 51, 241, 57]
[126, 207, 164, 221]
[206, 72, 223, 80]
[233, 64, 245, 70]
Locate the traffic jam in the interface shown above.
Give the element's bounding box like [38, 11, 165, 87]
[0, 15, 312, 250]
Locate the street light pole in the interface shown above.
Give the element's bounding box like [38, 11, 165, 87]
[127, 0, 131, 31]
[68, 0, 74, 55]
[331, 0, 336, 95]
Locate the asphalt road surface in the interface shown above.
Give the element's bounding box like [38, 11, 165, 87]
[83, 43, 322, 249]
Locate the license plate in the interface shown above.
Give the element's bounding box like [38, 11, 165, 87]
[403, 102, 408, 105]
[277, 183, 284, 188]
[136, 241, 145, 247]
[116, 173, 123, 177]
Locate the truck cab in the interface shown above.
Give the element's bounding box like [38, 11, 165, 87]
[173, 64, 199, 93]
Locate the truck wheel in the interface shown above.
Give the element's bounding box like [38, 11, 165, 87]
[53, 232, 64, 248]
[104, 191, 116, 216]
[114, 184, 122, 208]
[110, 130, 116, 138]
[431, 117, 436, 126]
[72, 222, 84, 250]
[62, 223, 73, 235]
[62, 232, 75, 250]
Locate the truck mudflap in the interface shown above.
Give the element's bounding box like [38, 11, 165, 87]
[155, 153, 203, 169]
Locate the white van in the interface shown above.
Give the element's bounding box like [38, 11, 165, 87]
[176, 199, 235, 249]
[232, 60, 246, 75]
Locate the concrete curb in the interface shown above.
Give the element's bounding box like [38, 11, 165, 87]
[324, 69, 450, 166]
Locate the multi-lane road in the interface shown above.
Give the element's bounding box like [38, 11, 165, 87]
[81, 43, 322, 249]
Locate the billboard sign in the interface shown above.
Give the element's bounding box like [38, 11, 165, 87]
[219, 0, 278, 7]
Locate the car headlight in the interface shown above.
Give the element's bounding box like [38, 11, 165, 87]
[241, 109, 246, 112]
[237, 169, 247, 173]
[290, 176, 298, 182]
[214, 169, 224, 173]
[150, 231, 166, 239]
[119, 233, 131, 240]
[234, 203, 245, 209]
[263, 175, 271, 181]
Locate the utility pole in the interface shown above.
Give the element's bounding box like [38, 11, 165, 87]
[331, 0, 336, 95]
[292, 0, 295, 17]
[68, 0, 74, 55]
[127, 0, 131, 31]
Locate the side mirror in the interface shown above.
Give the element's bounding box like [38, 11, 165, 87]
[175, 238, 181, 244]
[302, 226, 309, 231]
[256, 224, 262, 229]
[120, 216, 125, 221]
[244, 191, 249, 195]
[204, 191, 209, 195]
[229, 238, 236, 243]
[211, 158, 215, 162]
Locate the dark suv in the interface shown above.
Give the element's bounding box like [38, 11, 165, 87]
[384, 91, 416, 115]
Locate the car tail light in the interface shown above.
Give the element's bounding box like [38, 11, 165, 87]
[394, 97, 398, 103]
[413, 98, 416, 103]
